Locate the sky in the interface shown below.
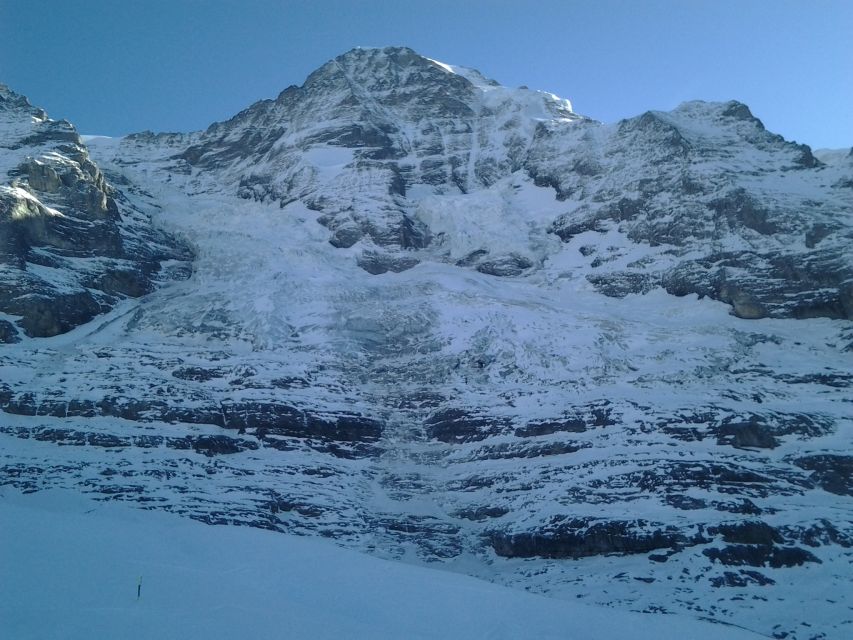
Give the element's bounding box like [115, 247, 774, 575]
[0, 0, 851, 149]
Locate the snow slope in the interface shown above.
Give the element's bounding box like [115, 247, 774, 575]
[0, 489, 763, 640]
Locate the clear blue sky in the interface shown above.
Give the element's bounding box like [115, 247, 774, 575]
[1, 0, 851, 148]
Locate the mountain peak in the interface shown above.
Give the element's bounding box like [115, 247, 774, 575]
[310, 44, 475, 91]
[335, 45, 422, 63]
[0, 82, 37, 114]
[297, 46, 574, 123]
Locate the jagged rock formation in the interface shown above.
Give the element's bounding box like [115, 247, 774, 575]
[1, 48, 851, 639]
[0, 84, 190, 340]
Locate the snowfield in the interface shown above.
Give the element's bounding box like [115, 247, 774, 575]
[0, 490, 764, 640]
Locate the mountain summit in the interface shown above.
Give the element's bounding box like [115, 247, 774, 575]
[1, 48, 851, 639]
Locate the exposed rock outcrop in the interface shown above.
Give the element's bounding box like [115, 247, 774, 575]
[0, 84, 191, 337]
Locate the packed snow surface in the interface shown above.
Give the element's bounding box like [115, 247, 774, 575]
[0, 490, 763, 640]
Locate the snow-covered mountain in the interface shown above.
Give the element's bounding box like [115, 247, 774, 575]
[0, 84, 190, 340]
[1, 47, 851, 639]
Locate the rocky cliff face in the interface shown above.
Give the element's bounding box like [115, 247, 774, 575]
[0, 84, 191, 341]
[1, 48, 851, 639]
